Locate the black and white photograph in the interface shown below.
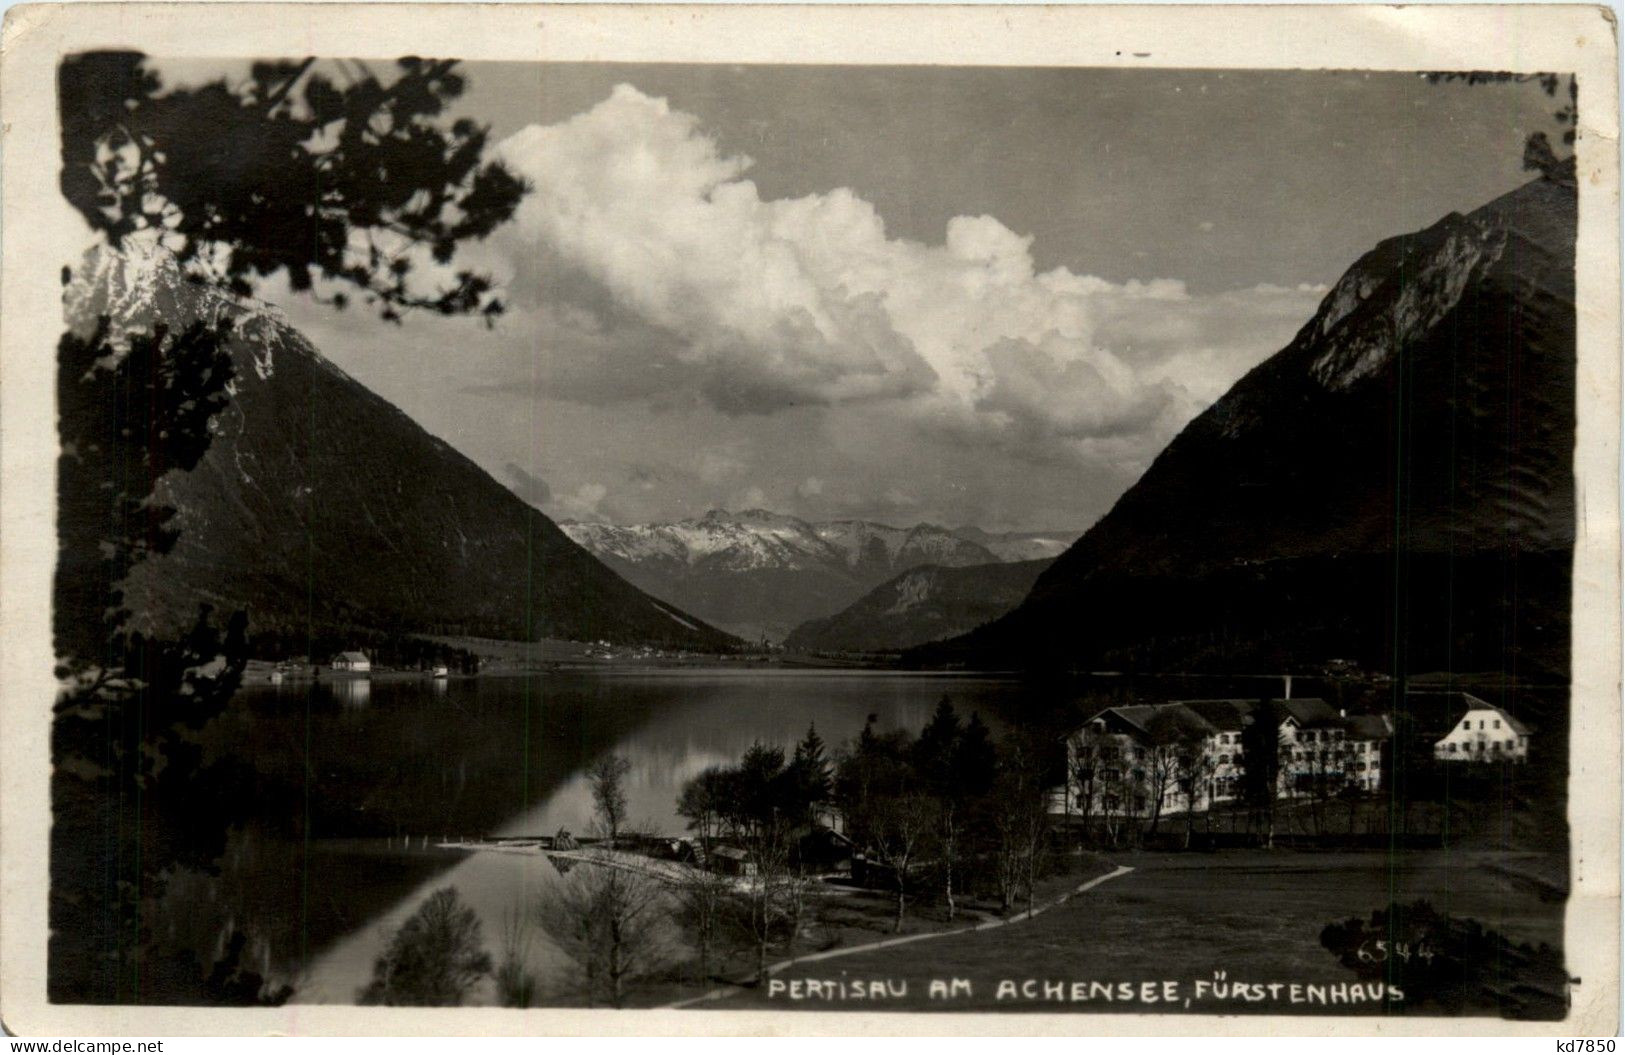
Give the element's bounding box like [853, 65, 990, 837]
[1, 2, 1619, 1037]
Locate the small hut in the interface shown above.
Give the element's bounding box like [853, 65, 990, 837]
[710, 845, 755, 877]
[331, 651, 371, 673]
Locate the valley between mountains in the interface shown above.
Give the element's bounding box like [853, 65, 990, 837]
[83, 167, 1573, 677]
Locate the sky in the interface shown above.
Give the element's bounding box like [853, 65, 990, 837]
[148, 60, 1561, 532]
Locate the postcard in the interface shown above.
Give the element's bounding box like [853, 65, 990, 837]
[1, 3, 1618, 1037]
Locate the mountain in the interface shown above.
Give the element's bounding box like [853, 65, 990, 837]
[784, 558, 1053, 654]
[560, 510, 1012, 641]
[950, 526, 1082, 562]
[919, 171, 1575, 677]
[68, 245, 739, 652]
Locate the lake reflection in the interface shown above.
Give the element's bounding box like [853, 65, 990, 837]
[331, 677, 371, 707]
[495, 669, 1017, 838]
[215, 668, 1026, 1002]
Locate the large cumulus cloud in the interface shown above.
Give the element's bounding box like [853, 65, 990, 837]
[276, 83, 1328, 528]
[468, 84, 1325, 474]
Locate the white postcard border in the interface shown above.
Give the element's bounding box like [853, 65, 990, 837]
[1, 2, 1618, 1036]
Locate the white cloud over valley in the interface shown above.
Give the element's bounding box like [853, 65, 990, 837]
[279, 82, 1328, 530]
[466, 86, 1324, 478]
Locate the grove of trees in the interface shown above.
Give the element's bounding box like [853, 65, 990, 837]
[662, 700, 1064, 990]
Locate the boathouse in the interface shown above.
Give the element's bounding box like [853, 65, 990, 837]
[331, 651, 372, 673]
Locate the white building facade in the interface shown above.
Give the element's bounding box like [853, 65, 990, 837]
[1431, 696, 1530, 762]
[331, 650, 371, 673]
[1054, 698, 1394, 820]
[1277, 700, 1390, 797]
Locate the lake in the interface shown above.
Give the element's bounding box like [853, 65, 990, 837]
[174, 668, 1036, 1003]
[110, 664, 1547, 1006]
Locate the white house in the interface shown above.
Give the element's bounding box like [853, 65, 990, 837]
[1341, 714, 1392, 792]
[1275, 699, 1390, 797]
[1427, 693, 1530, 763]
[331, 650, 371, 673]
[1177, 699, 1253, 804]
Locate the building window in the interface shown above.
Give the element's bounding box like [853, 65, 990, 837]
[1493, 719, 1501, 729]
[1448, 743, 1457, 754]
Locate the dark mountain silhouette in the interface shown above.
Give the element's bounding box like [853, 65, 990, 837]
[785, 558, 1053, 654]
[917, 171, 1575, 678]
[66, 245, 739, 652]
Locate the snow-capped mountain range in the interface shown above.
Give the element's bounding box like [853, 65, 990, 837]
[559, 509, 1078, 642]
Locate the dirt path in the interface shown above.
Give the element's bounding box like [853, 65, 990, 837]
[664, 864, 1135, 1009]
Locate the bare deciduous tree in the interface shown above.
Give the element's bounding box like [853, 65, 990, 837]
[587, 754, 632, 848]
[672, 864, 733, 984]
[1143, 742, 1181, 836]
[537, 862, 675, 1008]
[733, 829, 792, 985]
[991, 736, 1050, 916]
[535, 864, 601, 1006]
[1301, 733, 1356, 836]
[780, 868, 821, 966]
[1068, 726, 1111, 844]
[1096, 744, 1132, 849]
[869, 791, 934, 933]
[1160, 728, 1216, 849]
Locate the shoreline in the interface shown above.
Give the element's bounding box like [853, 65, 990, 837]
[239, 654, 1046, 683]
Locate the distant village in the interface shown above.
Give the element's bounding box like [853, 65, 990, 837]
[246, 639, 750, 684]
